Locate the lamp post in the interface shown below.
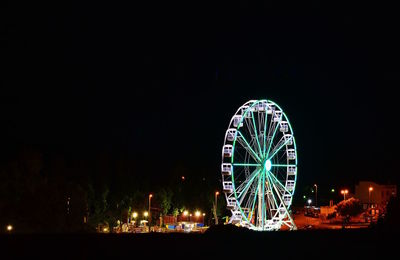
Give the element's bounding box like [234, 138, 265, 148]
[148, 194, 152, 232]
[313, 184, 318, 207]
[214, 191, 219, 225]
[132, 212, 138, 227]
[341, 189, 348, 201]
[6, 225, 13, 232]
[195, 211, 201, 225]
[183, 210, 189, 222]
[368, 186, 373, 205]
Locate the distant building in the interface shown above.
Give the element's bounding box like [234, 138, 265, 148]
[355, 181, 397, 208]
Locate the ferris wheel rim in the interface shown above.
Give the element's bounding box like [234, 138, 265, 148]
[221, 99, 298, 231]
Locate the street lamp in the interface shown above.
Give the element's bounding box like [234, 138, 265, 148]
[313, 184, 318, 207]
[307, 199, 312, 206]
[148, 194, 153, 232]
[214, 191, 220, 225]
[341, 189, 349, 201]
[6, 225, 13, 232]
[144, 211, 148, 217]
[132, 212, 138, 227]
[368, 186, 373, 205]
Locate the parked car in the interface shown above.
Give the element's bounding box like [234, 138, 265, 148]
[304, 206, 320, 218]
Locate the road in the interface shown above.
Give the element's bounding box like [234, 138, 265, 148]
[293, 212, 370, 230]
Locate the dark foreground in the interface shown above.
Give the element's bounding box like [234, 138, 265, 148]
[1, 227, 397, 258]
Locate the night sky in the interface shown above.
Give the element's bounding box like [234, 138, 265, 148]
[3, 2, 400, 195]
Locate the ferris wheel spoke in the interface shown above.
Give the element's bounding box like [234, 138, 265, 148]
[261, 170, 266, 229]
[233, 163, 262, 167]
[237, 131, 262, 162]
[263, 109, 268, 156]
[265, 172, 288, 212]
[267, 183, 280, 215]
[266, 182, 278, 216]
[236, 168, 261, 200]
[271, 164, 296, 167]
[268, 175, 296, 227]
[267, 137, 292, 160]
[251, 112, 263, 156]
[266, 172, 294, 227]
[248, 174, 261, 224]
[265, 120, 281, 159]
[268, 170, 291, 195]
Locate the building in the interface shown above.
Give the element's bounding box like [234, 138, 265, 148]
[355, 181, 397, 209]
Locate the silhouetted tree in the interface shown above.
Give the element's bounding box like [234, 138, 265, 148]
[157, 188, 173, 215]
[336, 197, 363, 217]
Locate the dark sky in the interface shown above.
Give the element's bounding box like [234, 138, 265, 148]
[2, 2, 400, 191]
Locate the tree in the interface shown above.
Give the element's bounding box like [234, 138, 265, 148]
[375, 196, 400, 230]
[335, 198, 363, 217]
[87, 184, 111, 231]
[158, 188, 173, 215]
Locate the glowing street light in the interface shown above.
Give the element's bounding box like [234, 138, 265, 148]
[369, 186, 374, 205]
[148, 194, 153, 232]
[195, 211, 201, 217]
[6, 225, 13, 232]
[331, 188, 335, 193]
[144, 211, 149, 217]
[132, 212, 138, 227]
[214, 191, 220, 225]
[341, 189, 349, 201]
[314, 184, 318, 207]
[307, 199, 312, 206]
[183, 210, 189, 221]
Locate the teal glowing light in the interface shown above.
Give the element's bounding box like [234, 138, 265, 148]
[265, 159, 272, 171]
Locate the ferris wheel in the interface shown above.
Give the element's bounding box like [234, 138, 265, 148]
[221, 99, 297, 231]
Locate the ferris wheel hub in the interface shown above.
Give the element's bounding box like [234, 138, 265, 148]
[264, 159, 272, 171]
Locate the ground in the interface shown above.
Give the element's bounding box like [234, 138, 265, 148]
[293, 212, 370, 230]
[1, 228, 397, 258]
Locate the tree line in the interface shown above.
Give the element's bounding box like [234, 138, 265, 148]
[0, 146, 226, 233]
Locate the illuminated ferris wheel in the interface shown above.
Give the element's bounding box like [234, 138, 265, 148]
[221, 99, 297, 231]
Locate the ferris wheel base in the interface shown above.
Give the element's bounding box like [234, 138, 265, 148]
[229, 217, 297, 231]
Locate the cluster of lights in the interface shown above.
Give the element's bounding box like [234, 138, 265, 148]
[302, 186, 374, 204]
[183, 210, 205, 217]
[129, 211, 149, 219]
